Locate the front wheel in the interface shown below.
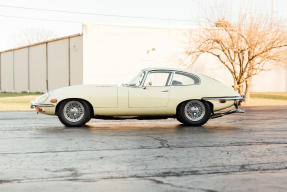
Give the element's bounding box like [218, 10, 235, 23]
[177, 100, 211, 126]
[57, 100, 92, 127]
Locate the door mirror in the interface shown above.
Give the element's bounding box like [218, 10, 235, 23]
[122, 83, 137, 87]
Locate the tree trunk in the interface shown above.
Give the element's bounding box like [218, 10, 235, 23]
[244, 66, 253, 105]
[233, 79, 244, 95]
[244, 78, 251, 105]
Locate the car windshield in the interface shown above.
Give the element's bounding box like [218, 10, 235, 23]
[126, 71, 145, 87]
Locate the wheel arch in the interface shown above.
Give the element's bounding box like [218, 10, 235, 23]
[202, 99, 214, 114]
[55, 98, 94, 116]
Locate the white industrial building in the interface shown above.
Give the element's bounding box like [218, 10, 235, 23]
[0, 34, 83, 92]
[0, 24, 286, 92]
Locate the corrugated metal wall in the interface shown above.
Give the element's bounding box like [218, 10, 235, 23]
[29, 44, 46, 92]
[0, 34, 83, 92]
[1, 52, 14, 92]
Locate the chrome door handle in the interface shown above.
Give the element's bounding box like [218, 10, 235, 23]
[161, 90, 169, 92]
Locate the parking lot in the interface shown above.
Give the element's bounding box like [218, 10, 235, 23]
[1, 106, 287, 192]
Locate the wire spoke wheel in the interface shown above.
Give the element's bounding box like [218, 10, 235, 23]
[184, 100, 206, 121]
[63, 101, 85, 122]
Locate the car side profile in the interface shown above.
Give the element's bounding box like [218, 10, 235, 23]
[31, 68, 244, 127]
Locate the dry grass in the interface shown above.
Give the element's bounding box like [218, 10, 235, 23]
[0, 92, 42, 98]
[0, 95, 39, 111]
[248, 98, 287, 106]
[250, 92, 287, 100]
[248, 92, 287, 106]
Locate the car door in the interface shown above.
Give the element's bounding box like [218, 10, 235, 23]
[128, 71, 170, 108]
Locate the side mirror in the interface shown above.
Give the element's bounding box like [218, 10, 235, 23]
[129, 83, 136, 87]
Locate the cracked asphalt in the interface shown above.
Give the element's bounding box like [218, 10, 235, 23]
[0, 106, 287, 192]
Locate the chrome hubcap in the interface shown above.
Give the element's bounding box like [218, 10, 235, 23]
[63, 101, 84, 122]
[184, 100, 205, 121]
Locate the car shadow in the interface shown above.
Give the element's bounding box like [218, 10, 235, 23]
[83, 121, 240, 133]
[39, 121, 240, 134]
[175, 123, 240, 133]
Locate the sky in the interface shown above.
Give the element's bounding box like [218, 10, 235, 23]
[0, 0, 286, 51]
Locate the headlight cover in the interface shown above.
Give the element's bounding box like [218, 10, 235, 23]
[36, 92, 50, 103]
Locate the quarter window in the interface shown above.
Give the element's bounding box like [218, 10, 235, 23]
[129, 71, 145, 86]
[144, 72, 170, 87]
[171, 72, 200, 86]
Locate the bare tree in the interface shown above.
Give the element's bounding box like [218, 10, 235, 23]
[186, 15, 287, 103]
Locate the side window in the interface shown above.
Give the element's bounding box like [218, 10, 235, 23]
[144, 72, 170, 87]
[131, 71, 145, 87]
[171, 72, 200, 86]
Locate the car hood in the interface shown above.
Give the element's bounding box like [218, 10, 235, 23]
[53, 84, 117, 91]
[49, 84, 118, 97]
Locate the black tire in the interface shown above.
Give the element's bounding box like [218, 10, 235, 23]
[176, 105, 185, 124]
[177, 100, 211, 126]
[57, 100, 92, 127]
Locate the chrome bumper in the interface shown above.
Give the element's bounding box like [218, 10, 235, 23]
[30, 101, 54, 109]
[202, 95, 245, 119]
[202, 95, 245, 102]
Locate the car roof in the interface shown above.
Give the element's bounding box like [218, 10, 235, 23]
[141, 67, 227, 85]
[142, 67, 192, 74]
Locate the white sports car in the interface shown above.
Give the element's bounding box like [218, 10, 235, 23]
[31, 68, 244, 127]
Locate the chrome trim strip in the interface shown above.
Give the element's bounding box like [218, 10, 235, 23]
[139, 70, 148, 87]
[167, 71, 175, 86]
[202, 95, 245, 101]
[31, 101, 55, 109]
[144, 69, 201, 86]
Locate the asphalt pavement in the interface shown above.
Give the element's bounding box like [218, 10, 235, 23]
[0, 106, 287, 192]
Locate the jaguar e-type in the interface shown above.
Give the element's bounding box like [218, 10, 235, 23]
[31, 68, 244, 127]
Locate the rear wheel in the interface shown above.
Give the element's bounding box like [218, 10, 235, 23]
[176, 108, 185, 124]
[177, 100, 211, 126]
[58, 100, 92, 127]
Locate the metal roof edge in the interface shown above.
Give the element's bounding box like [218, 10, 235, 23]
[0, 33, 82, 54]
